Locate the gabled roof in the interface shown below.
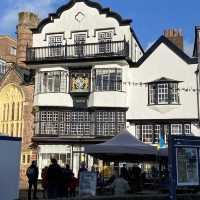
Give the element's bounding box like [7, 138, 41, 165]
[0, 66, 31, 85]
[133, 36, 197, 67]
[130, 27, 144, 54]
[146, 77, 183, 84]
[32, 0, 132, 34]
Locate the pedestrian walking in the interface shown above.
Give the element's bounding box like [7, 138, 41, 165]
[26, 160, 38, 200]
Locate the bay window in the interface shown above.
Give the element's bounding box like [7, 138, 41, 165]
[93, 69, 122, 91]
[35, 71, 68, 94]
[148, 78, 180, 105]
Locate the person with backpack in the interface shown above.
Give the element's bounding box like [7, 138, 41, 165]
[26, 160, 39, 200]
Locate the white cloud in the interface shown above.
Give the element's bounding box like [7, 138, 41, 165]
[0, 0, 66, 36]
[184, 41, 194, 57]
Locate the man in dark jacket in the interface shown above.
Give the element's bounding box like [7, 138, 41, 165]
[26, 160, 39, 200]
[47, 158, 63, 199]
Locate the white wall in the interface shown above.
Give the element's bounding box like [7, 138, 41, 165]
[0, 136, 21, 200]
[32, 1, 143, 61]
[34, 62, 130, 108]
[126, 43, 198, 120]
[88, 91, 127, 108]
[34, 93, 73, 107]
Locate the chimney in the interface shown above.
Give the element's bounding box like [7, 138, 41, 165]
[163, 29, 183, 50]
[16, 12, 39, 68]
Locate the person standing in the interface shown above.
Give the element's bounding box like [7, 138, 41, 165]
[110, 173, 130, 195]
[120, 164, 130, 180]
[26, 160, 39, 200]
[47, 158, 63, 199]
[69, 173, 78, 197]
[41, 166, 48, 199]
[63, 164, 73, 197]
[78, 161, 87, 179]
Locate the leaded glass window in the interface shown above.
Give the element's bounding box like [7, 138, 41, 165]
[36, 71, 68, 94]
[98, 32, 113, 53]
[136, 123, 191, 144]
[171, 124, 182, 135]
[35, 110, 125, 137]
[148, 81, 179, 105]
[93, 69, 122, 91]
[48, 35, 63, 57]
[74, 34, 86, 56]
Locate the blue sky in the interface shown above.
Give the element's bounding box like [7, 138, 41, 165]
[0, 0, 199, 55]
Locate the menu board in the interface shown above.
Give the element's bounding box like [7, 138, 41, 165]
[176, 147, 199, 186]
[79, 171, 97, 197]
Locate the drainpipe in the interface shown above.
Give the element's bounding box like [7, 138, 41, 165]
[196, 70, 200, 126]
[197, 33, 200, 127]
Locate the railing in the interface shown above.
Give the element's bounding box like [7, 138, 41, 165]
[26, 40, 129, 62]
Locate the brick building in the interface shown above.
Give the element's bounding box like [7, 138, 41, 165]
[0, 12, 39, 187]
[0, 35, 17, 64]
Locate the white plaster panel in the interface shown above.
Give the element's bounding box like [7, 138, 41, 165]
[34, 93, 73, 107]
[39, 145, 71, 154]
[39, 67, 68, 72]
[32, 1, 143, 62]
[88, 91, 127, 108]
[126, 43, 198, 120]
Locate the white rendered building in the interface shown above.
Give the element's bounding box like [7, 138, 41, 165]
[26, 0, 200, 175]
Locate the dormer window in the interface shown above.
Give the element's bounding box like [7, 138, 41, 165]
[98, 31, 113, 53]
[48, 34, 64, 57]
[148, 77, 180, 105]
[74, 33, 86, 56]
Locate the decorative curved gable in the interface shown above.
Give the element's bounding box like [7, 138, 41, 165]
[32, 0, 132, 34]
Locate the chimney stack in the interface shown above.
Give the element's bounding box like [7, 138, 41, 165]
[16, 12, 39, 68]
[163, 29, 183, 50]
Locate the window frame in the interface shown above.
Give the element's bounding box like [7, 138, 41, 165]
[36, 71, 68, 94]
[48, 34, 64, 57]
[98, 31, 113, 54]
[136, 123, 191, 144]
[35, 110, 126, 137]
[93, 68, 122, 92]
[148, 81, 179, 105]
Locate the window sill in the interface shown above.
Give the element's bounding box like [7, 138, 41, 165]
[92, 90, 126, 93]
[34, 91, 68, 95]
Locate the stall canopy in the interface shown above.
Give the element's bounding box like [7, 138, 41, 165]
[85, 129, 158, 162]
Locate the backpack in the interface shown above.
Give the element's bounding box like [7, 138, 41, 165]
[26, 167, 35, 178]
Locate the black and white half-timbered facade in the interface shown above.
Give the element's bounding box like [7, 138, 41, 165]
[26, 0, 200, 176]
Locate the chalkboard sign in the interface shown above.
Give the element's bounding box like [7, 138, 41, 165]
[79, 171, 97, 197]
